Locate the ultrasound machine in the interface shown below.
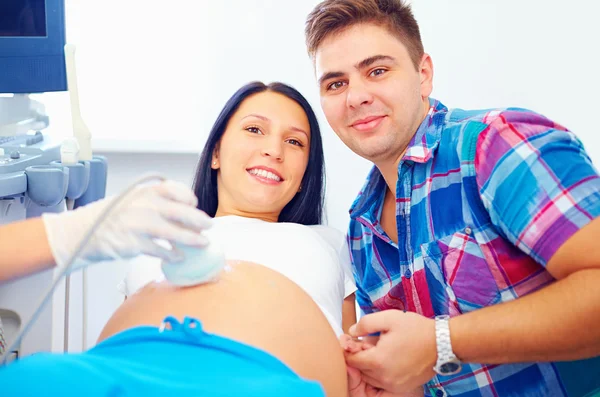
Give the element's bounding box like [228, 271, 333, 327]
[0, 0, 108, 365]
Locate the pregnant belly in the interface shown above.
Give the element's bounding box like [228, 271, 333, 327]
[98, 260, 347, 396]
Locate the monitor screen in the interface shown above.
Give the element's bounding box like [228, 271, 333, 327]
[0, 0, 48, 37]
[0, 0, 66, 94]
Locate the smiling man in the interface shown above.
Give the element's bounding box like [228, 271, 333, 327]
[304, 0, 600, 396]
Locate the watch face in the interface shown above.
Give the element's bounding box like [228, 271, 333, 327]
[441, 362, 460, 374]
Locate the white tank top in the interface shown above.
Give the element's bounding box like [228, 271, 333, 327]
[118, 215, 356, 336]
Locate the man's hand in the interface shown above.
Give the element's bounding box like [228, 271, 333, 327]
[341, 334, 379, 397]
[340, 334, 424, 397]
[344, 310, 437, 394]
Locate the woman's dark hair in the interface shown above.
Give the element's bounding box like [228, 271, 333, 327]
[192, 81, 325, 225]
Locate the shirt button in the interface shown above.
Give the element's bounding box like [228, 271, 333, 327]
[404, 269, 412, 279]
[464, 227, 472, 235]
[435, 390, 444, 397]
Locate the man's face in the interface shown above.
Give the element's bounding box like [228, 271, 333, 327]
[315, 23, 433, 165]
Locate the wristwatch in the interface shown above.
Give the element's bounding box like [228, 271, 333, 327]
[433, 315, 462, 376]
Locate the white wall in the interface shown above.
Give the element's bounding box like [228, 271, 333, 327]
[36, 0, 599, 346]
[411, 0, 600, 163]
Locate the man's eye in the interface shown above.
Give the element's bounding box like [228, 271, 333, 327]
[370, 68, 386, 77]
[327, 81, 346, 91]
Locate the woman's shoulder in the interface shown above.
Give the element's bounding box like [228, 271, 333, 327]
[306, 224, 347, 251]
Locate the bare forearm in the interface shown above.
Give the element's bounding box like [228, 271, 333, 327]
[450, 269, 600, 364]
[0, 217, 56, 282]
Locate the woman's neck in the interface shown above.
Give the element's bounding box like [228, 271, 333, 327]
[214, 207, 279, 223]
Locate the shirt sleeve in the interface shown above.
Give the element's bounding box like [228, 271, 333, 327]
[116, 278, 128, 296]
[475, 109, 600, 266]
[116, 255, 164, 297]
[354, 282, 376, 316]
[338, 238, 358, 298]
[345, 218, 379, 315]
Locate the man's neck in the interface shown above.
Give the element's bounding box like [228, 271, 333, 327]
[375, 99, 431, 195]
[376, 152, 404, 199]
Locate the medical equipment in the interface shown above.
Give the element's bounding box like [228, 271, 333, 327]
[0, 174, 157, 365]
[64, 44, 92, 162]
[0, 173, 226, 365]
[0, 0, 109, 362]
[162, 242, 227, 287]
[0, 0, 67, 94]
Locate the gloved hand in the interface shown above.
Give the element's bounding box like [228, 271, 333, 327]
[42, 179, 212, 273]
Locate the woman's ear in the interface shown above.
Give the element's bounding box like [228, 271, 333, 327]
[211, 146, 220, 169]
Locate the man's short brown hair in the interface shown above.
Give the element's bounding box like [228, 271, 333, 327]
[305, 0, 424, 70]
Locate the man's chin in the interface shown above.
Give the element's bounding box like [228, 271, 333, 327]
[355, 148, 392, 163]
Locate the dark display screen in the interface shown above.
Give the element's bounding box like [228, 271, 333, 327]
[0, 0, 47, 37]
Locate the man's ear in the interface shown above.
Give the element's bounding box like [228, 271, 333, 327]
[419, 53, 434, 99]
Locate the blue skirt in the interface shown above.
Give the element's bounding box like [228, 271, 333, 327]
[0, 316, 325, 396]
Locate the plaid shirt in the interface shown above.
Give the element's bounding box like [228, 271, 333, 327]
[347, 99, 600, 396]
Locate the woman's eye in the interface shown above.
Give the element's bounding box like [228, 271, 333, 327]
[246, 126, 262, 134]
[287, 139, 304, 147]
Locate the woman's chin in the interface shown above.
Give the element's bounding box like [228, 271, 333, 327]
[244, 198, 286, 215]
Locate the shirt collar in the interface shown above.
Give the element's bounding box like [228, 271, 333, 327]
[349, 98, 448, 220]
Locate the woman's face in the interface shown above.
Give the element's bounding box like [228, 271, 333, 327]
[212, 91, 311, 221]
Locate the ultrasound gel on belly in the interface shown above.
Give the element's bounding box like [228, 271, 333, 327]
[161, 240, 226, 287]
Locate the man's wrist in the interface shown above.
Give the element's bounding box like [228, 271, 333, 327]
[433, 315, 462, 376]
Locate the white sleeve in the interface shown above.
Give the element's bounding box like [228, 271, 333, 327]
[116, 278, 128, 296]
[311, 225, 357, 298]
[116, 255, 163, 297]
[339, 237, 357, 298]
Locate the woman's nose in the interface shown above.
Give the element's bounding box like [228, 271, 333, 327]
[261, 140, 284, 161]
